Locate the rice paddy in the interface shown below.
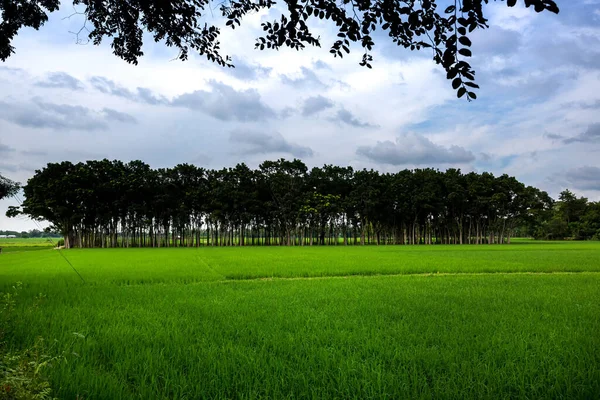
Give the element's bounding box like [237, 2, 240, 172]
[1, 240, 599, 399]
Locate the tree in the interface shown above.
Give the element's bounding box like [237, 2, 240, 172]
[1, 0, 559, 99]
[10, 158, 597, 248]
[0, 173, 19, 200]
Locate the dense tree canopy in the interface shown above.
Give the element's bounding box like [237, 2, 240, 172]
[8, 158, 576, 249]
[519, 189, 600, 241]
[0, 173, 19, 200]
[1, 0, 559, 99]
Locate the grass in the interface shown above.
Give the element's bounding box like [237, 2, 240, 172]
[0, 237, 56, 253]
[2, 241, 600, 285]
[1, 241, 599, 398]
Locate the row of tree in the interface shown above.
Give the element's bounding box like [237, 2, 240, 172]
[5, 159, 597, 249]
[517, 190, 600, 241]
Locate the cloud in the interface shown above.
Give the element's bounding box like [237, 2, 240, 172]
[472, 26, 522, 56]
[0, 163, 18, 173]
[0, 143, 16, 154]
[0, 66, 25, 75]
[279, 107, 296, 118]
[35, 72, 84, 90]
[90, 76, 167, 105]
[136, 87, 169, 105]
[0, 97, 109, 131]
[228, 59, 272, 81]
[172, 81, 276, 121]
[544, 133, 565, 140]
[563, 123, 600, 144]
[0, 162, 35, 173]
[302, 96, 334, 117]
[313, 60, 331, 70]
[564, 166, 600, 191]
[102, 108, 137, 124]
[580, 100, 600, 110]
[280, 67, 327, 89]
[230, 130, 313, 158]
[90, 76, 136, 100]
[20, 149, 48, 156]
[560, 100, 600, 111]
[335, 108, 378, 128]
[357, 133, 476, 165]
[479, 152, 492, 161]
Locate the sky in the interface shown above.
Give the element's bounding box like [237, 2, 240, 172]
[1, 1, 600, 231]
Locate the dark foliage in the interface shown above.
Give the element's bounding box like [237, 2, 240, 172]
[519, 189, 600, 240]
[1, 0, 559, 99]
[0, 173, 20, 200]
[8, 158, 569, 248]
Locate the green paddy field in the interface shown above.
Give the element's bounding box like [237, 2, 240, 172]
[1, 240, 599, 399]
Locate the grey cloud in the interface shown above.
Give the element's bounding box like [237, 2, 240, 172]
[563, 123, 600, 144]
[479, 152, 492, 161]
[20, 149, 48, 156]
[90, 76, 167, 105]
[230, 130, 313, 158]
[357, 133, 475, 165]
[280, 67, 327, 89]
[172, 81, 276, 122]
[229, 59, 272, 81]
[0, 98, 108, 131]
[34, 98, 90, 116]
[102, 108, 137, 124]
[0, 163, 18, 173]
[136, 87, 168, 105]
[35, 72, 84, 90]
[279, 107, 296, 118]
[564, 166, 600, 191]
[580, 100, 600, 110]
[0, 162, 35, 173]
[526, 32, 600, 70]
[479, 69, 578, 101]
[188, 153, 213, 166]
[90, 76, 136, 100]
[544, 133, 565, 140]
[472, 26, 522, 56]
[0, 143, 16, 154]
[0, 66, 24, 75]
[562, 100, 600, 110]
[335, 108, 378, 128]
[302, 95, 334, 117]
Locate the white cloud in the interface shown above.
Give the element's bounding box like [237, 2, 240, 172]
[1, 1, 600, 233]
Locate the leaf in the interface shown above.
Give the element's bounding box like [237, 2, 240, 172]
[457, 87, 467, 98]
[507, 0, 517, 6]
[468, 91, 477, 100]
[458, 36, 472, 47]
[446, 68, 458, 80]
[452, 77, 461, 90]
[463, 81, 479, 89]
[458, 48, 472, 57]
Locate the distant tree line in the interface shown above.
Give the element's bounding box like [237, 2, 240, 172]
[0, 229, 61, 239]
[6, 159, 598, 249]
